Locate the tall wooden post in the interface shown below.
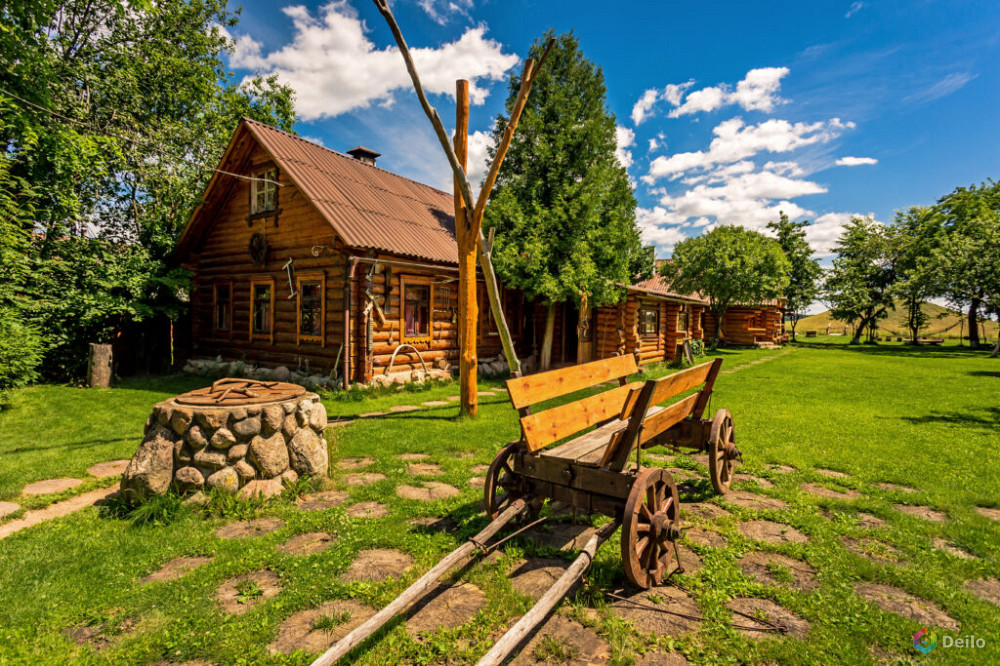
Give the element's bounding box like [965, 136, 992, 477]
[454, 80, 478, 417]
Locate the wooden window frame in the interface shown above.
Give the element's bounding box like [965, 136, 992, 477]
[677, 304, 690, 334]
[400, 275, 434, 344]
[213, 280, 233, 337]
[296, 272, 326, 346]
[638, 306, 659, 338]
[249, 277, 275, 344]
[249, 164, 279, 219]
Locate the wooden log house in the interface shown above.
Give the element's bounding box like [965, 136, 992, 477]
[176, 119, 782, 385]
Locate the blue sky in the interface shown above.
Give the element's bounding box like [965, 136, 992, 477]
[225, 0, 1000, 260]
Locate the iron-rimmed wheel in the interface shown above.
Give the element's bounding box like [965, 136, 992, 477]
[484, 442, 533, 520]
[708, 408, 738, 495]
[621, 468, 681, 589]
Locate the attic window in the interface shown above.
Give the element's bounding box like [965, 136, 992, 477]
[251, 167, 278, 215]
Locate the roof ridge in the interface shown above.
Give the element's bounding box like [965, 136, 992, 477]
[240, 116, 454, 198]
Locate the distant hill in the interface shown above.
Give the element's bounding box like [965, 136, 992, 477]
[794, 300, 999, 340]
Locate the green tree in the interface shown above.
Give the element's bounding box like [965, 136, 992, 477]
[766, 211, 821, 341]
[1, 0, 297, 379]
[824, 217, 897, 344]
[483, 31, 644, 370]
[934, 180, 1000, 349]
[888, 206, 944, 344]
[661, 226, 790, 349]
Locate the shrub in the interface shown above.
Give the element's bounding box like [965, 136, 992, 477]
[0, 309, 44, 404]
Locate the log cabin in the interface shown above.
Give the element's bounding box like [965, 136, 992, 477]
[176, 118, 581, 387]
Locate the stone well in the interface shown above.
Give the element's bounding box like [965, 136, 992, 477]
[122, 379, 329, 504]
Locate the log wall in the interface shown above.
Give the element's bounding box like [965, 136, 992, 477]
[703, 306, 784, 345]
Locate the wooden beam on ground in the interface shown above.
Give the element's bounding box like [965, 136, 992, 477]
[474, 519, 619, 666]
[311, 500, 529, 666]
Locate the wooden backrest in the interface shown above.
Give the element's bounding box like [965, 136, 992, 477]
[506, 355, 639, 452]
[506, 354, 638, 411]
[599, 358, 723, 469]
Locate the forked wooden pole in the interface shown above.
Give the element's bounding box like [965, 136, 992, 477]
[311, 500, 528, 666]
[474, 519, 619, 666]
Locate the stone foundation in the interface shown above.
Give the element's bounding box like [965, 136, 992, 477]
[122, 390, 328, 504]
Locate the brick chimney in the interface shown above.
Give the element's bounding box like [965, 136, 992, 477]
[346, 146, 380, 167]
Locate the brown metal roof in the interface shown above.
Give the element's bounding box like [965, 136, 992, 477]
[629, 274, 708, 304]
[242, 118, 459, 265]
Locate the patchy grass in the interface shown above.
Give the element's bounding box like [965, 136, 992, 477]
[0, 343, 997, 664]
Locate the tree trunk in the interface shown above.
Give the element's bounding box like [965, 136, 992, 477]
[87, 343, 113, 388]
[790, 316, 798, 342]
[453, 81, 478, 418]
[540, 303, 556, 371]
[969, 298, 981, 348]
[850, 317, 868, 344]
[992, 315, 1000, 358]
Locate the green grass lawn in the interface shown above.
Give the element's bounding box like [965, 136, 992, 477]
[0, 342, 998, 665]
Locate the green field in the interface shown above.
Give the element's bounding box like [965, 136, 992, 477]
[0, 341, 998, 664]
[795, 301, 999, 341]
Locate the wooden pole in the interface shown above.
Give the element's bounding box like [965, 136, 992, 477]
[474, 520, 619, 666]
[311, 500, 528, 666]
[454, 80, 478, 417]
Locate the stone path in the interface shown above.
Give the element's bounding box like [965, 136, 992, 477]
[346, 501, 389, 519]
[336, 457, 374, 470]
[815, 468, 850, 479]
[975, 506, 1000, 521]
[216, 569, 282, 615]
[738, 520, 808, 544]
[399, 453, 430, 461]
[0, 502, 20, 519]
[22, 478, 82, 496]
[719, 349, 792, 375]
[408, 463, 443, 476]
[142, 556, 212, 583]
[87, 460, 130, 478]
[732, 473, 774, 488]
[724, 491, 788, 511]
[297, 490, 348, 511]
[341, 549, 414, 582]
[841, 537, 905, 564]
[343, 473, 386, 485]
[279, 532, 335, 556]
[800, 483, 860, 500]
[739, 552, 817, 591]
[511, 613, 610, 665]
[854, 582, 958, 631]
[406, 582, 486, 635]
[727, 598, 809, 639]
[510, 558, 567, 601]
[682, 502, 730, 521]
[215, 517, 284, 539]
[269, 599, 375, 656]
[685, 527, 726, 548]
[613, 586, 702, 636]
[965, 578, 1000, 606]
[933, 538, 976, 560]
[893, 504, 947, 522]
[874, 482, 917, 494]
[0, 483, 120, 540]
[396, 482, 459, 501]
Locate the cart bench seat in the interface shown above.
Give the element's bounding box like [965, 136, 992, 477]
[542, 405, 664, 467]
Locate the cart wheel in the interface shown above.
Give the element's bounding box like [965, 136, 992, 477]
[621, 468, 681, 589]
[484, 442, 533, 520]
[708, 409, 738, 495]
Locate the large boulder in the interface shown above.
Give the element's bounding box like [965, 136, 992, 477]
[250, 431, 290, 478]
[261, 404, 284, 436]
[288, 427, 328, 477]
[308, 401, 328, 431]
[122, 426, 177, 504]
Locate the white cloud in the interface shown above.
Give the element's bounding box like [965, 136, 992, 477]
[845, 2, 864, 18]
[836, 156, 877, 166]
[648, 137, 659, 152]
[631, 88, 660, 125]
[636, 207, 689, 251]
[615, 125, 635, 169]
[466, 129, 493, 190]
[669, 85, 726, 117]
[643, 117, 854, 183]
[229, 2, 518, 120]
[903, 72, 977, 105]
[807, 212, 857, 257]
[668, 67, 789, 118]
[417, 0, 474, 25]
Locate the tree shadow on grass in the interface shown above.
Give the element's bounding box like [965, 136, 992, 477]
[2, 437, 134, 455]
[968, 370, 1000, 379]
[899, 407, 1000, 429]
[793, 341, 989, 360]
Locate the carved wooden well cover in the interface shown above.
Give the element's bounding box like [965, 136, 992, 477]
[174, 378, 306, 406]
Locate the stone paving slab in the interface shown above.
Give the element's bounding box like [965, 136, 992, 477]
[22, 478, 82, 496]
[0, 502, 20, 519]
[0, 484, 120, 540]
[86, 460, 130, 478]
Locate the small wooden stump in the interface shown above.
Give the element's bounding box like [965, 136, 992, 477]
[88, 343, 113, 388]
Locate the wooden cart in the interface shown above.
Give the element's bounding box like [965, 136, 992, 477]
[485, 355, 740, 588]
